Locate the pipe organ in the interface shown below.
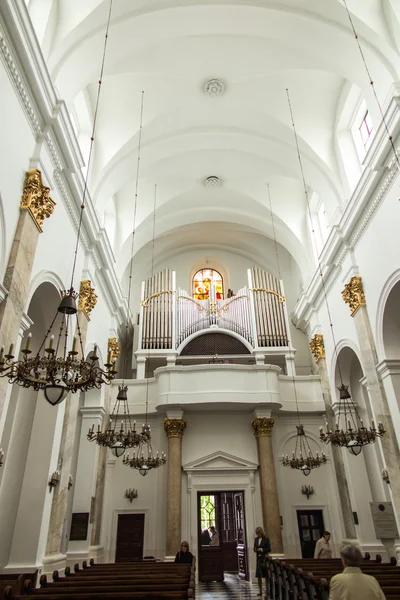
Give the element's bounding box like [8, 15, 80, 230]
[138, 267, 289, 352]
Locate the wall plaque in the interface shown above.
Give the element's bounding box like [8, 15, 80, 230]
[70, 512, 89, 541]
[370, 502, 399, 539]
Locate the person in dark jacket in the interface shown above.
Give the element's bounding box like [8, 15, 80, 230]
[253, 526, 271, 597]
[201, 528, 211, 545]
[175, 540, 193, 564]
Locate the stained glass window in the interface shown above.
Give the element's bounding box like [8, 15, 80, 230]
[193, 269, 223, 300]
[200, 495, 216, 531]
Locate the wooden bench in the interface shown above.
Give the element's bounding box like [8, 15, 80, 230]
[3, 561, 195, 600]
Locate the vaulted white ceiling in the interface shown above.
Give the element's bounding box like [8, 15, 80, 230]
[27, 0, 400, 288]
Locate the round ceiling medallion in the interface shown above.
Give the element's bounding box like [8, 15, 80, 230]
[205, 79, 225, 97]
[205, 176, 221, 188]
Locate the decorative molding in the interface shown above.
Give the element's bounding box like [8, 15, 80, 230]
[107, 337, 120, 363]
[341, 276, 366, 316]
[182, 450, 258, 473]
[204, 79, 224, 97]
[376, 359, 400, 379]
[309, 334, 325, 363]
[251, 417, 274, 437]
[205, 176, 221, 188]
[20, 169, 55, 232]
[78, 280, 97, 320]
[164, 418, 187, 438]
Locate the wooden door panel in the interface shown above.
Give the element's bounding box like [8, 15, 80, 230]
[115, 514, 144, 563]
[296, 510, 324, 558]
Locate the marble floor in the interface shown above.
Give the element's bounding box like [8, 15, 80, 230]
[197, 572, 268, 599]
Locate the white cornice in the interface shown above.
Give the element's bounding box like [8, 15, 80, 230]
[0, 0, 128, 326]
[293, 97, 400, 326]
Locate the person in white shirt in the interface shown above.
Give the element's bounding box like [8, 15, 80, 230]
[314, 531, 332, 559]
[329, 544, 385, 600]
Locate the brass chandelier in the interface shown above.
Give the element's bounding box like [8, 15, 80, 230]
[122, 185, 166, 476]
[0, 289, 116, 405]
[0, 2, 116, 406]
[282, 425, 327, 476]
[320, 383, 386, 456]
[87, 91, 148, 458]
[286, 89, 386, 457]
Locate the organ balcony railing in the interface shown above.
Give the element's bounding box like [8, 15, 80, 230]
[137, 267, 291, 353]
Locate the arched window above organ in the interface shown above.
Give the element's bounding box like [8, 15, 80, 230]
[193, 269, 223, 300]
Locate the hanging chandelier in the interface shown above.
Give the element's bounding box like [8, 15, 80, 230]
[122, 184, 166, 475]
[0, 3, 116, 407]
[87, 92, 147, 458]
[87, 385, 151, 456]
[320, 383, 386, 455]
[123, 441, 167, 477]
[0, 289, 117, 405]
[282, 425, 327, 476]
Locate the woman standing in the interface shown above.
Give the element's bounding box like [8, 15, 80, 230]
[314, 531, 332, 559]
[254, 526, 271, 598]
[209, 526, 220, 546]
[174, 541, 193, 564]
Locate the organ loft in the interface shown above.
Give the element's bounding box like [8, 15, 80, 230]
[1, 0, 400, 598]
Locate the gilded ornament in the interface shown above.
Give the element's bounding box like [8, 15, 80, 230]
[78, 280, 97, 320]
[108, 337, 120, 363]
[251, 417, 274, 437]
[164, 418, 187, 438]
[309, 334, 325, 363]
[20, 169, 55, 231]
[341, 276, 366, 316]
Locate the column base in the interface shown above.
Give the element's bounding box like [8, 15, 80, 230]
[66, 550, 89, 569]
[89, 545, 104, 564]
[341, 538, 360, 548]
[42, 553, 67, 577]
[163, 555, 176, 562]
[269, 553, 285, 559]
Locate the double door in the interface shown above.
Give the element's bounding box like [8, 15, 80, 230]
[198, 491, 248, 582]
[297, 510, 325, 558]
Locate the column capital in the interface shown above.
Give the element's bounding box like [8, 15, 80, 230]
[20, 169, 56, 232]
[78, 280, 98, 320]
[310, 333, 325, 363]
[164, 418, 186, 438]
[341, 276, 366, 316]
[108, 337, 120, 363]
[252, 417, 274, 437]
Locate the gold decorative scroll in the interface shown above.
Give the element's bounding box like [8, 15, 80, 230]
[219, 295, 248, 312]
[176, 295, 206, 311]
[250, 288, 285, 303]
[206, 300, 218, 315]
[20, 169, 56, 232]
[309, 334, 325, 363]
[78, 280, 97, 320]
[251, 417, 275, 438]
[108, 337, 120, 362]
[164, 418, 187, 438]
[341, 276, 366, 316]
[141, 290, 174, 307]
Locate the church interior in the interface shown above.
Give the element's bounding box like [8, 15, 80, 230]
[1, 0, 400, 598]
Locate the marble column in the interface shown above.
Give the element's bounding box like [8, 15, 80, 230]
[164, 418, 186, 557]
[0, 170, 55, 426]
[342, 277, 400, 539]
[251, 417, 283, 554]
[310, 334, 357, 542]
[43, 284, 97, 573]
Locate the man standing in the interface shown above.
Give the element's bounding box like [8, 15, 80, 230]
[314, 531, 332, 559]
[329, 545, 385, 600]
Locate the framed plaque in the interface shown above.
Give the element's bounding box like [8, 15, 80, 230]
[70, 512, 89, 541]
[370, 502, 399, 539]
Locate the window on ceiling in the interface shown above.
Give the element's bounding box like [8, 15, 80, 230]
[193, 269, 223, 300]
[359, 111, 374, 150]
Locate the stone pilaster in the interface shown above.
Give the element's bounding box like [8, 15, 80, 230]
[251, 417, 283, 553]
[311, 336, 357, 541]
[0, 170, 55, 424]
[164, 418, 186, 557]
[341, 280, 400, 536]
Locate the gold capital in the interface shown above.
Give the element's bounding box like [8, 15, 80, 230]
[309, 334, 325, 363]
[342, 276, 366, 316]
[108, 337, 120, 363]
[164, 418, 186, 438]
[78, 280, 97, 320]
[252, 417, 274, 437]
[20, 169, 55, 231]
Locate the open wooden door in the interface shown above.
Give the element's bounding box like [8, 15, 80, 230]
[234, 492, 249, 580]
